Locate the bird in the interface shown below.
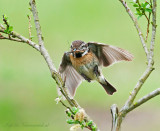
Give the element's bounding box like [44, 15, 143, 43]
[59, 40, 133, 98]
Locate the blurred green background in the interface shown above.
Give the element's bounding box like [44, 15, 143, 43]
[0, 0, 160, 131]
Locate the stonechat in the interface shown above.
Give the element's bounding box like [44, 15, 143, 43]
[59, 40, 133, 98]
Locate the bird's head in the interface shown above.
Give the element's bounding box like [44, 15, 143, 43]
[71, 40, 89, 58]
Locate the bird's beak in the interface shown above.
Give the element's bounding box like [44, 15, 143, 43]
[72, 50, 84, 58]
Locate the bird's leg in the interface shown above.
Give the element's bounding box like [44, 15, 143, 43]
[93, 65, 100, 77]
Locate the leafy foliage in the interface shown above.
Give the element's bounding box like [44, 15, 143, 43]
[66, 107, 97, 130]
[3, 14, 13, 34]
[130, 1, 152, 19]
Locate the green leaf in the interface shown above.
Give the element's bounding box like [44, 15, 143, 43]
[81, 124, 85, 129]
[72, 107, 79, 114]
[74, 120, 79, 124]
[135, 8, 142, 15]
[144, 2, 149, 8]
[145, 8, 152, 13]
[9, 26, 13, 32]
[3, 14, 8, 20]
[67, 111, 71, 117]
[66, 119, 75, 124]
[91, 125, 97, 131]
[133, 3, 138, 7]
[87, 120, 93, 126]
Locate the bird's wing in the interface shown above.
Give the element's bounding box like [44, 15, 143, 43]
[59, 52, 83, 98]
[88, 42, 133, 67]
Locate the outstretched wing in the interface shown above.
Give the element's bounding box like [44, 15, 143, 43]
[59, 52, 83, 98]
[88, 42, 133, 67]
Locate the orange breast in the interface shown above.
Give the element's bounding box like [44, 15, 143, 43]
[70, 52, 93, 69]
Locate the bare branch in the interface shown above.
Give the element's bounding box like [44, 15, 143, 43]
[118, 0, 149, 57]
[128, 88, 160, 112]
[29, 0, 56, 73]
[111, 104, 119, 131]
[119, 0, 157, 110]
[0, 34, 23, 42]
[27, 14, 32, 40]
[111, 1, 157, 130]
[0, 27, 40, 51]
[145, 12, 151, 42]
[149, 0, 157, 66]
[122, 66, 154, 110]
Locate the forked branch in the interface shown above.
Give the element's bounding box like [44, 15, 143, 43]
[111, 0, 158, 130]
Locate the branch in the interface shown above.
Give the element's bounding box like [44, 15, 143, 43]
[122, 66, 154, 110]
[0, 28, 40, 51]
[119, 0, 157, 110]
[128, 88, 160, 112]
[111, 104, 119, 131]
[27, 14, 32, 40]
[149, 0, 157, 66]
[29, 0, 56, 73]
[29, 0, 98, 130]
[111, 1, 157, 130]
[0, 33, 23, 42]
[119, 0, 149, 57]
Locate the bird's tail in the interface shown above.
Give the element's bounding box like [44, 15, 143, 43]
[99, 79, 116, 95]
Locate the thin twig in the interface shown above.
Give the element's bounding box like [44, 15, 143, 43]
[149, 0, 157, 66]
[0, 34, 23, 42]
[0, 24, 5, 29]
[3, 15, 9, 28]
[27, 14, 32, 40]
[29, 0, 56, 73]
[0, 27, 40, 51]
[122, 66, 154, 110]
[3, 15, 11, 39]
[59, 100, 75, 114]
[145, 12, 151, 42]
[127, 88, 160, 112]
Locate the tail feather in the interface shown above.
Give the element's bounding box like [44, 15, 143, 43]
[99, 79, 116, 95]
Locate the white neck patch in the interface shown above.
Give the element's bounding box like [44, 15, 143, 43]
[81, 49, 89, 57]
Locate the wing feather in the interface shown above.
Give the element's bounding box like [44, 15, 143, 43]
[58, 52, 83, 98]
[88, 42, 133, 67]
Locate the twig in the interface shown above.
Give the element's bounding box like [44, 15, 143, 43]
[29, 0, 56, 73]
[127, 88, 160, 112]
[119, 0, 157, 110]
[0, 24, 5, 29]
[59, 100, 75, 114]
[3, 15, 11, 39]
[27, 14, 32, 40]
[149, 0, 157, 66]
[136, 0, 151, 42]
[0, 34, 23, 42]
[111, 104, 119, 131]
[122, 66, 154, 110]
[119, 0, 149, 57]
[3, 15, 9, 28]
[111, 0, 157, 130]
[145, 12, 151, 42]
[0, 27, 40, 51]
